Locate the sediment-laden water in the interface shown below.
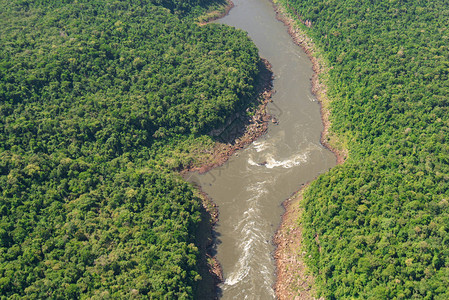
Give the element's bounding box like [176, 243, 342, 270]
[189, 0, 336, 298]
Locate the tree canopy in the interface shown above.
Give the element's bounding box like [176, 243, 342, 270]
[0, 0, 261, 298]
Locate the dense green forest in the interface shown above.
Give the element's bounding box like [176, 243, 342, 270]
[278, 0, 449, 298]
[0, 0, 261, 298]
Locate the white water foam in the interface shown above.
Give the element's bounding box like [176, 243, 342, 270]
[223, 181, 275, 298]
[265, 152, 308, 168]
[253, 140, 270, 152]
[225, 185, 266, 286]
[247, 156, 259, 166]
[248, 143, 323, 169]
[247, 151, 309, 169]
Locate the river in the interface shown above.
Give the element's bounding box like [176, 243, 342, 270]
[190, 0, 336, 298]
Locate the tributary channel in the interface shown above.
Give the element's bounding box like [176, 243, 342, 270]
[190, 0, 336, 298]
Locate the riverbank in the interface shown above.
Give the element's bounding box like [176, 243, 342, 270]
[193, 189, 222, 299]
[197, 0, 234, 25]
[274, 189, 322, 300]
[182, 58, 274, 175]
[271, 1, 347, 299]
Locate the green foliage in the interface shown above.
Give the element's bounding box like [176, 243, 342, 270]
[24, 0, 225, 16]
[0, 0, 260, 298]
[280, 0, 449, 298]
[1, 157, 201, 298]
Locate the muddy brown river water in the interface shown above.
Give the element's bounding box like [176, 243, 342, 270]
[189, 0, 336, 298]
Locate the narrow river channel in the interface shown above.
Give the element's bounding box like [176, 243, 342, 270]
[190, 0, 336, 298]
